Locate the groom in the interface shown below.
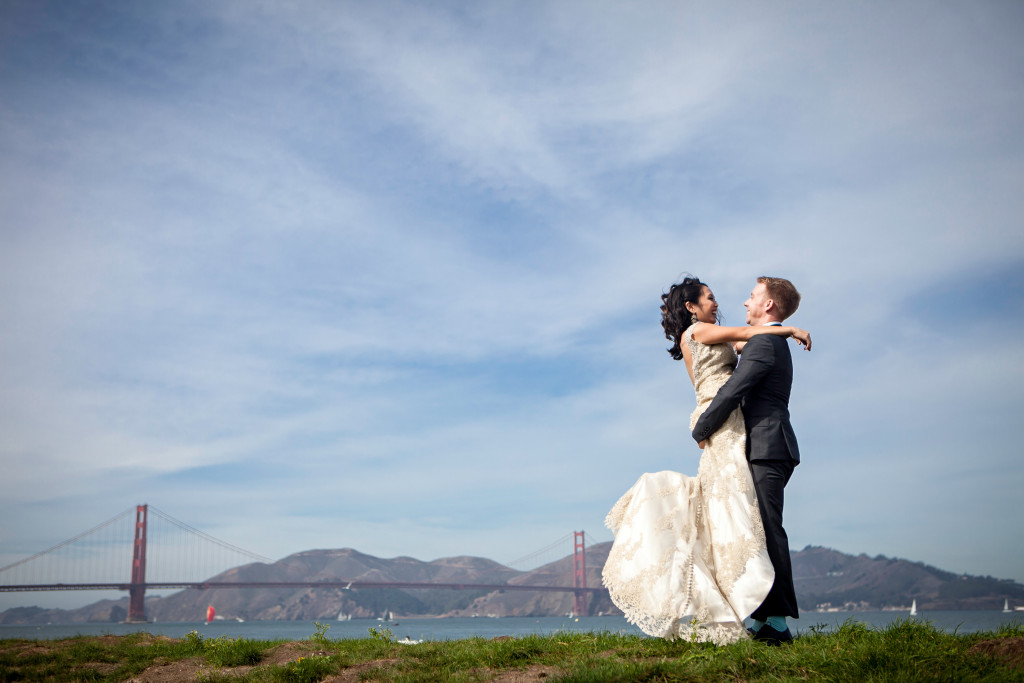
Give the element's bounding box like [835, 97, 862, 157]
[691, 276, 803, 645]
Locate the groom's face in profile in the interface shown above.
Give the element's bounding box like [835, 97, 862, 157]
[744, 283, 770, 326]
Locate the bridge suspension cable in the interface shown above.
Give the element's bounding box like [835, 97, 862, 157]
[506, 532, 579, 570]
[0, 507, 137, 586]
[0, 508, 135, 575]
[148, 506, 273, 564]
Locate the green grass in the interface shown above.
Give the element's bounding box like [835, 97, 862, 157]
[0, 620, 1021, 682]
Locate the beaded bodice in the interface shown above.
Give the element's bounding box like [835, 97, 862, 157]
[684, 325, 738, 411]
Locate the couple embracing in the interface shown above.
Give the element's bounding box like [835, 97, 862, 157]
[603, 276, 808, 646]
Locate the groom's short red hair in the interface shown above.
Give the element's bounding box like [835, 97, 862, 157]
[758, 276, 801, 320]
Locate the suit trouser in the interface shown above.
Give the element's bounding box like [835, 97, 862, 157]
[749, 459, 799, 621]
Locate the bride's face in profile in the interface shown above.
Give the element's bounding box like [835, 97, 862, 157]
[689, 286, 719, 324]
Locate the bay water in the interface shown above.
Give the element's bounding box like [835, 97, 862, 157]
[1, 611, 1020, 642]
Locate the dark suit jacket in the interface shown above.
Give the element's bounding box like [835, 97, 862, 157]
[691, 333, 800, 463]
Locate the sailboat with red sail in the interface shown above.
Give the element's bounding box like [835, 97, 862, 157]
[206, 605, 216, 623]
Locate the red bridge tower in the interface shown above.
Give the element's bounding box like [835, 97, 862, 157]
[127, 504, 148, 622]
[572, 530, 587, 616]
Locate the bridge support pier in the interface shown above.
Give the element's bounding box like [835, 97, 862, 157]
[573, 531, 587, 617]
[127, 505, 148, 622]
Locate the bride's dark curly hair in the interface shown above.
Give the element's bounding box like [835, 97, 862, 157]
[661, 276, 711, 361]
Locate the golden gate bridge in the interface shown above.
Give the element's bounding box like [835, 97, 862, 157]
[0, 505, 603, 621]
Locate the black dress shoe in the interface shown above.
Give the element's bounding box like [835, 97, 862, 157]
[752, 624, 793, 645]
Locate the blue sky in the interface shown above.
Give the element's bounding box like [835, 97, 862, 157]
[2, 1, 1023, 610]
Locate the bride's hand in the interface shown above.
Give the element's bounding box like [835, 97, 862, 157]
[790, 328, 812, 351]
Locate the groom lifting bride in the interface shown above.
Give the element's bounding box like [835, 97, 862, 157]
[603, 276, 807, 646]
[692, 277, 803, 644]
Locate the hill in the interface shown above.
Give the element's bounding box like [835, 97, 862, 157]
[448, 541, 616, 618]
[792, 546, 1024, 611]
[2, 545, 1022, 624]
[148, 548, 521, 622]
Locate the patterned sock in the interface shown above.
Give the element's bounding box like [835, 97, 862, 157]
[749, 619, 765, 632]
[766, 616, 787, 631]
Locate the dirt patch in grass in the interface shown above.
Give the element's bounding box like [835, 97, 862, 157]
[81, 660, 119, 675]
[125, 655, 209, 682]
[87, 634, 125, 647]
[1, 634, 171, 655]
[490, 663, 561, 681]
[260, 641, 330, 666]
[968, 637, 1024, 669]
[128, 656, 271, 682]
[2, 641, 54, 658]
[464, 664, 561, 682]
[324, 656, 400, 681]
[134, 634, 178, 646]
[126, 641, 327, 681]
[3, 637, 354, 682]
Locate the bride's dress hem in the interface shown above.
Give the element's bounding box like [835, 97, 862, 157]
[600, 327, 774, 646]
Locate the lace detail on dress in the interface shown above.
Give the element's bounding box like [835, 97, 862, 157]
[605, 490, 633, 532]
[602, 328, 775, 645]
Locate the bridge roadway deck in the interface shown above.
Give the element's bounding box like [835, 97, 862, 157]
[0, 581, 608, 594]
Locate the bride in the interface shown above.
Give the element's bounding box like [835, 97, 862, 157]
[602, 276, 811, 644]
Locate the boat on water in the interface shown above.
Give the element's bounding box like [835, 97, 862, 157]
[1004, 599, 1012, 614]
[396, 636, 423, 645]
[909, 600, 918, 616]
[338, 612, 352, 621]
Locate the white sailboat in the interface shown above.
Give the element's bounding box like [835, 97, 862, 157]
[909, 599, 918, 616]
[1004, 599, 1012, 614]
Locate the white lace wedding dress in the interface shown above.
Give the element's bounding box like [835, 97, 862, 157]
[602, 327, 775, 645]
